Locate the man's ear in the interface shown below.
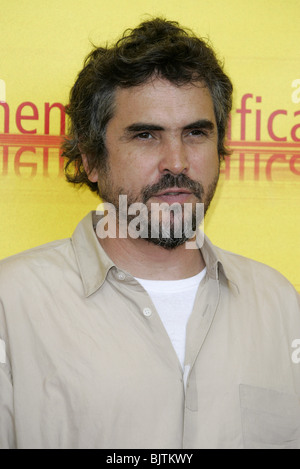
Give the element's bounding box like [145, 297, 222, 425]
[81, 153, 99, 183]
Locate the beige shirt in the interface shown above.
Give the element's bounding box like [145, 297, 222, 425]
[0, 211, 299, 449]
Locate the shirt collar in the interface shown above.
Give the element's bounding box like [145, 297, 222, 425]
[72, 211, 239, 297]
[72, 211, 115, 297]
[200, 234, 239, 294]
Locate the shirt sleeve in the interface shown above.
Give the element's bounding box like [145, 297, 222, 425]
[0, 301, 16, 449]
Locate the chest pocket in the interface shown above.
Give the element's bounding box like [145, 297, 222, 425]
[239, 384, 300, 449]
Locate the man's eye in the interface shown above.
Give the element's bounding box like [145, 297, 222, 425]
[188, 129, 207, 137]
[135, 132, 153, 139]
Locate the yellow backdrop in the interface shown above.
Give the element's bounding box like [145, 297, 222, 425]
[0, 0, 299, 292]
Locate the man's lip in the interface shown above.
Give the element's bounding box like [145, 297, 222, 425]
[152, 188, 192, 197]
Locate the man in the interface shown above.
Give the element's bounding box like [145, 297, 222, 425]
[0, 18, 299, 449]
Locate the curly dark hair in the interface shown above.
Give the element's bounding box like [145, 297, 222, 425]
[62, 17, 233, 194]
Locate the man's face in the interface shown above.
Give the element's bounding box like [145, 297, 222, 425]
[90, 77, 220, 248]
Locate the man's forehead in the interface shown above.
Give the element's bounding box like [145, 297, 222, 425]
[112, 78, 215, 127]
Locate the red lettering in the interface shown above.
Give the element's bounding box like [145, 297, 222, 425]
[291, 110, 300, 141]
[267, 110, 287, 141]
[236, 153, 260, 180]
[0, 102, 10, 133]
[239, 153, 245, 180]
[14, 147, 37, 177]
[220, 155, 230, 180]
[254, 153, 260, 180]
[265, 154, 286, 180]
[236, 94, 253, 140]
[16, 102, 39, 134]
[255, 96, 262, 141]
[43, 147, 49, 177]
[1, 145, 9, 175]
[59, 148, 64, 174]
[226, 114, 232, 141]
[290, 155, 300, 176]
[44, 102, 65, 135]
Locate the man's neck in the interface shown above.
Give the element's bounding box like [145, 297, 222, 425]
[98, 235, 205, 280]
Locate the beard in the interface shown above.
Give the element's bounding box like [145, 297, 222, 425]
[98, 171, 219, 250]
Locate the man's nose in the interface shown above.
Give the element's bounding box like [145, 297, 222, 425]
[158, 139, 190, 175]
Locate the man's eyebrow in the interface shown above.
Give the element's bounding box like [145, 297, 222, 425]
[183, 119, 215, 131]
[124, 123, 165, 134]
[122, 119, 215, 136]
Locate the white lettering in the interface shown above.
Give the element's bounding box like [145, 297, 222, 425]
[150, 454, 159, 465]
[95, 202, 116, 238]
[291, 339, 300, 364]
[291, 79, 300, 104]
[106, 454, 140, 466]
[127, 202, 148, 239]
[95, 196, 204, 249]
[150, 453, 193, 465]
[0, 79, 6, 103]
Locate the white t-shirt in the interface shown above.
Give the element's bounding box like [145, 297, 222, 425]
[135, 268, 206, 369]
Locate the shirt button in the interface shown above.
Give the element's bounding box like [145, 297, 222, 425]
[117, 272, 126, 281]
[143, 307, 152, 317]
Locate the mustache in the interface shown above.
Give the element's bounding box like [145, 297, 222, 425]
[141, 173, 204, 204]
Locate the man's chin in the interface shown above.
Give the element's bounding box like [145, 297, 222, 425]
[143, 235, 189, 250]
